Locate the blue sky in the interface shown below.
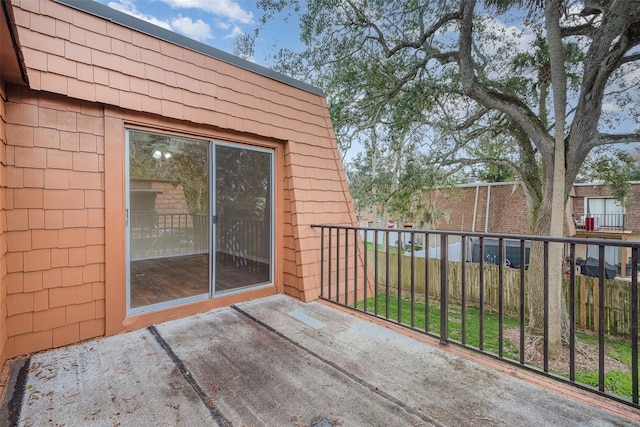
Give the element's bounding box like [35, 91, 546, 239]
[95, 0, 638, 156]
[94, 0, 302, 66]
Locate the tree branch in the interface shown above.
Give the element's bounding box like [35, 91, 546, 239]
[592, 133, 640, 146]
[561, 23, 595, 37]
[385, 11, 462, 58]
[620, 52, 640, 66]
[458, 0, 553, 166]
[454, 107, 490, 132]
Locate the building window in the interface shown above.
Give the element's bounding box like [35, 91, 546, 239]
[586, 197, 625, 229]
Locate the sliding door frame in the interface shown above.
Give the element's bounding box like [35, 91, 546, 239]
[125, 129, 275, 315]
[210, 140, 275, 297]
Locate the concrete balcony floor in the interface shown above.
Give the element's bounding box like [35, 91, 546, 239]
[1, 294, 639, 426]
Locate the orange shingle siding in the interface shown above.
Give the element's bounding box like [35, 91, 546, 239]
[0, 79, 10, 366]
[4, 0, 360, 355]
[14, 1, 330, 144]
[4, 86, 105, 358]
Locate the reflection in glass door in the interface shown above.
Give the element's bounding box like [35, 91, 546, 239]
[127, 130, 210, 312]
[214, 143, 273, 293]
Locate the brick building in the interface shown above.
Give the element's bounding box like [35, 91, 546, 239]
[424, 181, 640, 272]
[0, 0, 359, 366]
[426, 181, 530, 234]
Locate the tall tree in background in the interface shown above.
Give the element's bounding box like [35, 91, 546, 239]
[251, 0, 640, 354]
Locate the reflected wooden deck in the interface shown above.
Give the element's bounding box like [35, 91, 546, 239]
[130, 254, 269, 308]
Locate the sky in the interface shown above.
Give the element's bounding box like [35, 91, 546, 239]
[95, 0, 639, 162]
[94, 0, 302, 66]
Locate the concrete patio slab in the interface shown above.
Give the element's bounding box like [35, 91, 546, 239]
[1, 294, 639, 426]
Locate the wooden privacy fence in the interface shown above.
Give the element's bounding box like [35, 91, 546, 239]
[367, 250, 637, 337]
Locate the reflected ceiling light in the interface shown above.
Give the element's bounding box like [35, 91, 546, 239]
[152, 150, 162, 159]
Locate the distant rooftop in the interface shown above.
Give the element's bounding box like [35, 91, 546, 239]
[55, 0, 325, 97]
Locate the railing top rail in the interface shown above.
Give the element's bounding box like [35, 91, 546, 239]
[310, 224, 640, 248]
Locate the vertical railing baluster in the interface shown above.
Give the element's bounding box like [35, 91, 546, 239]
[328, 228, 332, 302]
[171, 214, 175, 254]
[336, 228, 341, 304]
[320, 226, 325, 299]
[498, 238, 504, 358]
[364, 230, 368, 313]
[479, 237, 485, 351]
[632, 246, 638, 404]
[519, 240, 526, 365]
[461, 236, 467, 344]
[397, 230, 403, 324]
[425, 233, 430, 334]
[385, 230, 390, 319]
[345, 228, 349, 307]
[353, 228, 358, 309]
[440, 233, 449, 345]
[543, 241, 549, 373]
[374, 230, 379, 316]
[569, 243, 576, 382]
[411, 231, 416, 328]
[598, 244, 606, 392]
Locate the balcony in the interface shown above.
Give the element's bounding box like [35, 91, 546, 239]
[3, 295, 638, 425]
[573, 213, 627, 234]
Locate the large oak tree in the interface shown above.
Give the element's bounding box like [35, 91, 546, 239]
[249, 0, 640, 353]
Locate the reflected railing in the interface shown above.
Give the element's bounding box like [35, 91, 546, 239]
[216, 216, 269, 274]
[130, 213, 208, 260]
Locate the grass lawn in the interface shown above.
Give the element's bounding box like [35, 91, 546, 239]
[357, 288, 638, 401]
[573, 331, 637, 398]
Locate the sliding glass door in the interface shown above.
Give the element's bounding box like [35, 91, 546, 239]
[126, 131, 273, 314]
[213, 143, 273, 293]
[127, 130, 210, 312]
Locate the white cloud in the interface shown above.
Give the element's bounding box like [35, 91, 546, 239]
[602, 103, 620, 113]
[158, 0, 254, 24]
[107, 1, 215, 43]
[215, 21, 231, 30]
[224, 25, 244, 39]
[171, 15, 213, 42]
[107, 1, 172, 30]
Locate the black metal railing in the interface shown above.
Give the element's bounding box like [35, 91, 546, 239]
[573, 213, 626, 231]
[313, 225, 640, 409]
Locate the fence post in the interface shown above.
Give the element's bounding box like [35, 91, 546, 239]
[440, 234, 449, 346]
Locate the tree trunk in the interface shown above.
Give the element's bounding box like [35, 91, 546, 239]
[544, 0, 568, 356]
[526, 182, 565, 355]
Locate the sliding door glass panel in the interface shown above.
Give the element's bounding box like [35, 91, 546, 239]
[127, 130, 210, 311]
[214, 144, 272, 293]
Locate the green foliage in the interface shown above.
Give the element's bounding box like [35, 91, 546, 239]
[577, 147, 637, 208]
[346, 143, 450, 225]
[251, 0, 640, 230]
[466, 134, 518, 182]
